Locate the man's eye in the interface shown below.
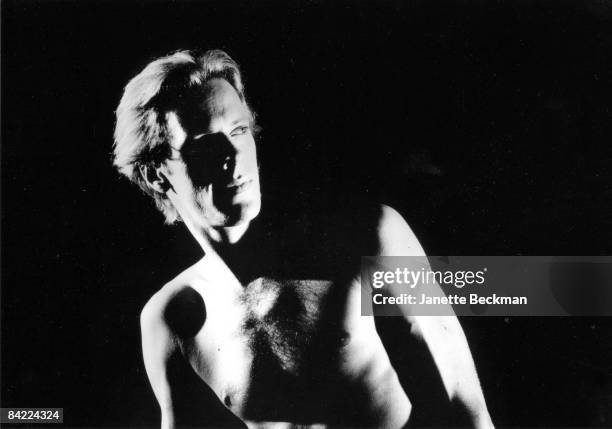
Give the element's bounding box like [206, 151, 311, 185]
[231, 126, 250, 137]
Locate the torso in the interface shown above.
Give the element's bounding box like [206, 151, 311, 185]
[160, 205, 411, 428]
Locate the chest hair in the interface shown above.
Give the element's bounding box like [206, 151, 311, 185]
[239, 278, 333, 374]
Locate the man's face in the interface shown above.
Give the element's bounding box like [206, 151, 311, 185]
[161, 78, 261, 229]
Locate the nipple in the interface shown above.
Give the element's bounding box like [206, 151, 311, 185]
[337, 331, 351, 347]
[324, 330, 351, 348]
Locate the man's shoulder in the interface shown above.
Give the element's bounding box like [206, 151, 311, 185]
[319, 202, 415, 233]
[331, 202, 425, 251]
[365, 203, 409, 233]
[140, 263, 208, 340]
[373, 204, 426, 257]
[281, 202, 426, 258]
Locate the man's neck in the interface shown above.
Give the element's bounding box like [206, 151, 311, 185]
[205, 222, 251, 246]
[180, 215, 252, 255]
[203, 219, 267, 285]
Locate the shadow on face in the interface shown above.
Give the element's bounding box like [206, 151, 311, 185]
[179, 131, 237, 190]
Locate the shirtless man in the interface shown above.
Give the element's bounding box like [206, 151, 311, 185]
[113, 49, 493, 429]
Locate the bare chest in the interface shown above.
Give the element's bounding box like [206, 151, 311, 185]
[238, 278, 348, 372]
[186, 276, 366, 417]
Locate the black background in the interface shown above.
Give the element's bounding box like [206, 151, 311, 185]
[2, 0, 612, 427]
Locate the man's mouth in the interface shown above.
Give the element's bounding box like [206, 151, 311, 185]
[226, 178, 252, 195]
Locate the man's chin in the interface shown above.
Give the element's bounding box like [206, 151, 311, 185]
[221, 199, 261, 227]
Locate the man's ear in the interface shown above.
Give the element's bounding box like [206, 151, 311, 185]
[140, 163, 171, 194]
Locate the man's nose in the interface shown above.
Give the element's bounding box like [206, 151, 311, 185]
[181, 131, 241, 186]
[208, 132, 239, 175]
[221, 154, 236, 175]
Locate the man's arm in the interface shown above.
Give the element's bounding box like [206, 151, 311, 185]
[140, 286, 247, 429]
[375, 205, 494, 428]
[140, 294, 180, 429]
